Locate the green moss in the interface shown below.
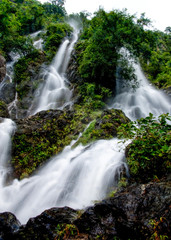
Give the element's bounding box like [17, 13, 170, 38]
[0, 101, 9, 118]
[12, 106, 130, 179]
[73, 109, 130, 148]
[14, 50, 46, 100]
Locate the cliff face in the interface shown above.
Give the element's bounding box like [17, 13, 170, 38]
[0, 54, 6, 82]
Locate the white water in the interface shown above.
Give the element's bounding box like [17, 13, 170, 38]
[30, 22, 80, 115]
[0, 119, 16, 188]
[30, 30, 44, 50]
[110, 63, 171, 120]
[0, 138, 128, 224]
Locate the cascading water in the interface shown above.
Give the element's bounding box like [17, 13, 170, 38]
[0, 24, 170, 225]
[30, 30, 44, 50]
[0, 119, 16, 188]
[30, 22, 80, 115]
[110, 62, 171, 120]
[0, 138, 128, 224]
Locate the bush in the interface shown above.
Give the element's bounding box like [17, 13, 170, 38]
[118, 113, 171, 182]
[43, 22, 72, 60]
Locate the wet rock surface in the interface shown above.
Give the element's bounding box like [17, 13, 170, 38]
[74, 180, 171, 239]
[0, 82, 15, 104]
[0, 181, 170, 239]
[12, 108, 129, 179]
[0, 212, 21, 240]
[12, 207, 77, 240]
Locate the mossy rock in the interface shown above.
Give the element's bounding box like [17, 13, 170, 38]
[14, 50, 46, 101]
[12, 107, 129, 179]
[0, 101, 9, 118]
[73, 109, 130, 147]
[12, 109, 91, 179]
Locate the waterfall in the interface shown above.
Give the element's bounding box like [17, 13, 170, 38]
[30, 22, 80, 115]
[0, 119, 16, 188]
[0, 24, 170, 225]
[30, 30, 44, 50]
[0, 61, 170, 224]
[110, 62, 171, 120]
[0, 138, 128, 224]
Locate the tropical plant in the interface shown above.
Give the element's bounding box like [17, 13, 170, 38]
[118, 113, 171, 182]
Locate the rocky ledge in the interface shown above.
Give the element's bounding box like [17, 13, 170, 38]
[12, 108, 129, 179]
[0, 180, 170, 239]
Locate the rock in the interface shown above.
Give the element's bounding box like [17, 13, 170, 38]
[74, 181, 171, 239]
[13, 207, 77, 240]
[13, 51, 47, 118]
[0, 83, 15, 104]
[0, 181, 170, 239]
[0, 212, 21, 240]
[12, 108, 130, 179]
[73, 108, 130, 147]
[12, 109, 81, 178]
[0, 55, 6, 82]
[67, 50, 82, 84]
[0, 101, 10, 118]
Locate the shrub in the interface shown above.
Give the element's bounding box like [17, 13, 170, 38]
[118, 113, 171, 182]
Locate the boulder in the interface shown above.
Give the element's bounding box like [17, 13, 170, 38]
[13, 207, 77, 240]
[74, 181, 171, 239]
[0, 212, 21, 240]
[0, 83, 15, 104]
[0, 181, 170, 239]
[0, 55, 6, 82]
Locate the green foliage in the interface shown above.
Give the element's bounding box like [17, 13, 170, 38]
[55, 223, 79, 239]
[149, 217, 169, 240]
[14, 49, 46, 99]
[16, 0, 44, 35]
[0, 0, 67, 57]
[78, 82, 112, 110]
[73, 109, 129, 147]
[43, 22, 72, 60]
[140, 30, 171, 88]
[118, 113, 171, 182]
[75, 9, 149, 92]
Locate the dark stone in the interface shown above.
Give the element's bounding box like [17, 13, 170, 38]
[0, 83, 15, 104]
[13, 207, 77, 240]
[0, 212, 21, 240]
[74, 181, 171, 239]
[0, 181, 170, 239]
